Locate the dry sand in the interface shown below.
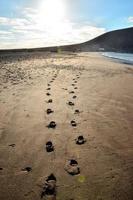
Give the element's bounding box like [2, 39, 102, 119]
[0, 52, 133, 200]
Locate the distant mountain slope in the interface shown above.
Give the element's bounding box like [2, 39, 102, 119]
[61, 27, 133, 52]
[0, 27, 133, 53]
[83, 27, 133, 52]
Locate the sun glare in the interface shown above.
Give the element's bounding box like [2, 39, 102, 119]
[38, 0, 66, 25]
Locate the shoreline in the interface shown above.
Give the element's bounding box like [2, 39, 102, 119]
[102, 52, 133, 66]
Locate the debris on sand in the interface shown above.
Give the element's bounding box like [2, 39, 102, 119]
[75, 136, 86, 145]
[47, 121, 56, 129]
[71, 120, 77, 127]
[46, 141, 54, 152]
[46, 109, 54, 115]
[41, 174, 56, 199]
[65, 160, 80, 176]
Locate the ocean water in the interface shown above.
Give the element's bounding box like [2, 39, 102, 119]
[102, 52, 133, 65]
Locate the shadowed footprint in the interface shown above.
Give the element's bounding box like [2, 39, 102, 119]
[69, 91, 75, 94]
[0, 168, 3, 170]
[74, 109, 80, 114]
[46, 93, 51, 96]
[9, 144, 16, 147]
[21, 167, 32, 172]
[46, 141, 54, 152]
[47, 99, 53, 103]
[62, 88, 67, 91]
[71, 120, 77, 127]
[74, 87, 78, 90]
[47, 84, 51, 87]
[73, 96, 77, 99]
[67, 101, 75, 106]
[41, 174, 57, 199]
[65, 160, 80, 176]
[47, 88, 51, 91]
[75, 136, 86, 145]
[47, 109, 54, 114]
[47, 121, 56, 129]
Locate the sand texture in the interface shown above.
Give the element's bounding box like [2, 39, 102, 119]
[0, 52, 133, 200]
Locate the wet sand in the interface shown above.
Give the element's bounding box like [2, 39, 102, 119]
[0, 52, 133, 200]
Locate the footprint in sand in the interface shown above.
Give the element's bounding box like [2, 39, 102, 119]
[73, 95, 77, 99]
[47, 88, 51, 91]
[46, 141, 54, 152]
[9, 144, 16, 147]
[47, 121, 56, 129]
[0, 167, 3, 171]
[71, 120, 77, 127]
[75, 136, 86, 145]
[68, 101, 75, 106]
[21, 167, 32, 172]
[74, 87, 78, 90]
[46, 109, 54, 115]
[74, 109, 80, 114]
[65, 160, 80, 176]
[47, 99, 53, 103]
[41, 174, 57, 199]
[69, 91, 75, 94]
[46, 92, 51, 96]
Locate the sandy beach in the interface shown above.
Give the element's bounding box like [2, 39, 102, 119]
[0, 52, 133, 200]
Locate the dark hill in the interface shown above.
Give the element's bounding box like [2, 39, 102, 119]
[61, 27, 133, 52]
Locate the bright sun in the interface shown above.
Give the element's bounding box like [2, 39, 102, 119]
[38, 0, 66, 25]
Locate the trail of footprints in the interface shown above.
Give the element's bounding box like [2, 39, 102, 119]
[41, 70, 87, 199]
[0, 70, 86, 199]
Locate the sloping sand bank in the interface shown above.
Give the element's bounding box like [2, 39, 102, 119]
[0, 52, 133, 200]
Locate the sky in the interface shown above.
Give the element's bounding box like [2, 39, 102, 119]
[0, 0, 133, 49]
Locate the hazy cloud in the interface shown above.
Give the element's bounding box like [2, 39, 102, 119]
[127, 16, 133, 23]
[0, 7, 106, 49]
